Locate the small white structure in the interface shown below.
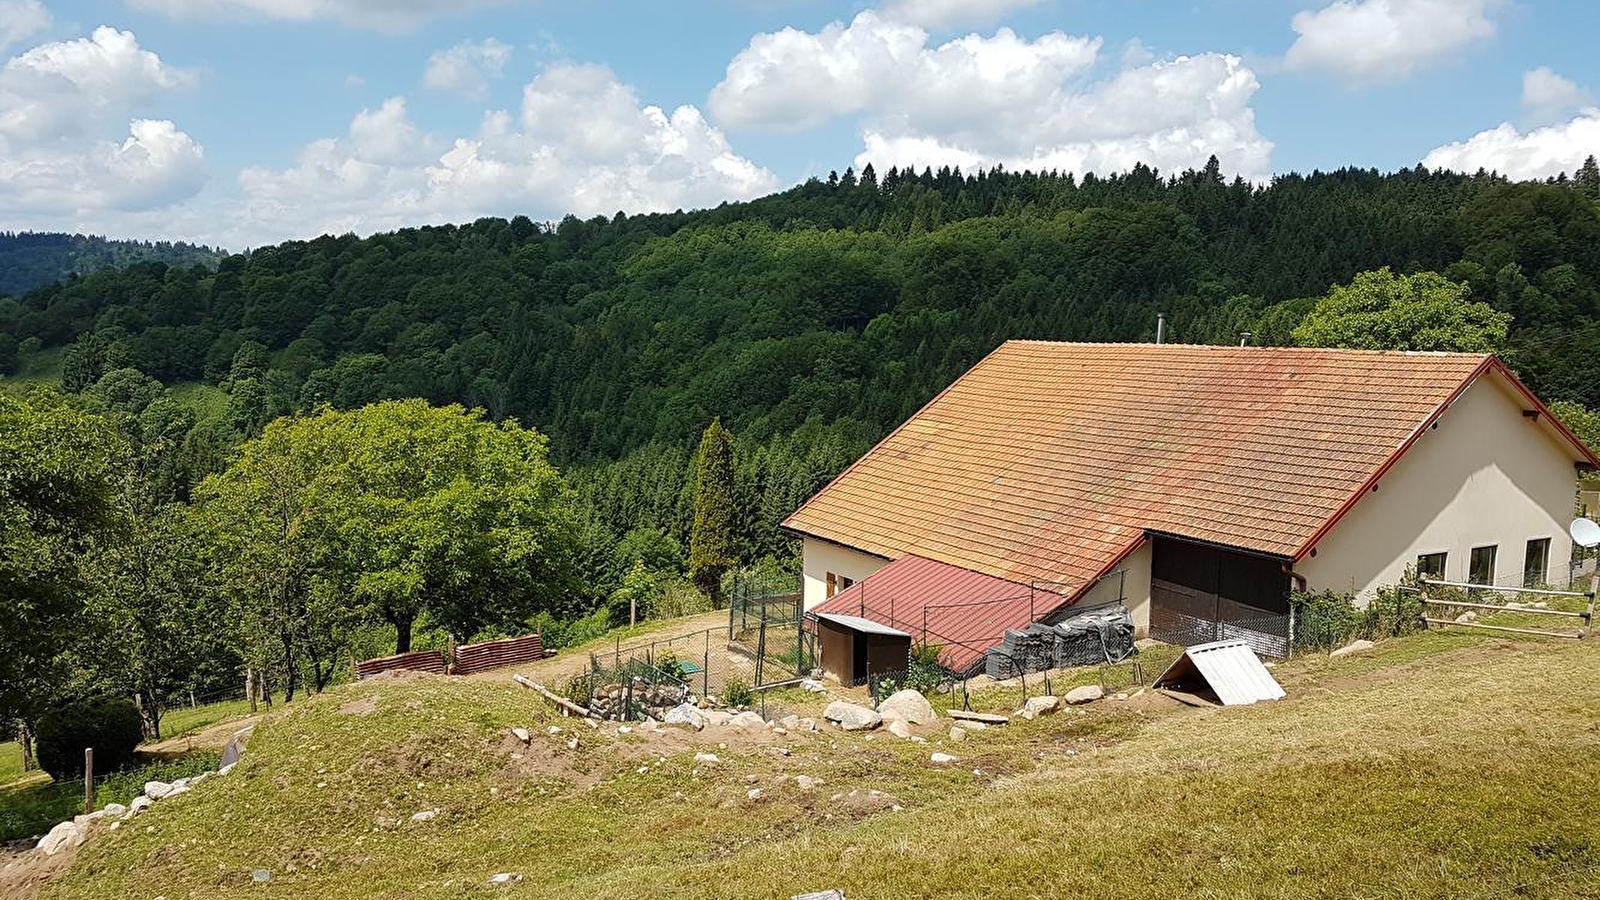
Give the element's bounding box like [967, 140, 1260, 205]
[1153, 639, 1286, 706]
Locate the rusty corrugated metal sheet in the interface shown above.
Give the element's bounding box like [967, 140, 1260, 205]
[355, 649, 446, 680]
[812, 554, 1068, 671]
[784, 342, 1500, 589]
[1154, 639, 1285, 706]
[453, 633, 545, 675]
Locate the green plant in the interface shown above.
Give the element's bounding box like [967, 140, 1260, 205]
[34, 697, 144, 781]
[722, 679, 752, 708]
[653, 649, 687, 682]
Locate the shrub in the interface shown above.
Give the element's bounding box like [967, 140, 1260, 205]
[722, 679, 753, 708]
[1289, 589, 1364, 652]
[35, 698, 144, 781]
[529, 607, 612, 650]
[1291, 578, 1426, 653]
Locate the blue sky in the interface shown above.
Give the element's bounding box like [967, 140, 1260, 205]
[2, 0, 1597, 249]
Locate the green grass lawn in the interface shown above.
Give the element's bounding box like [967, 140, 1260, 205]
[158, 697, 259, 742]
[38, 627, 1600, 899]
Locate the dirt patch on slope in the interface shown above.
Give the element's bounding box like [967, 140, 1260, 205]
[0, 839, 77, 900]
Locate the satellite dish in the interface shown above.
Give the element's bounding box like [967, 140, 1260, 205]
[1571, 518, 1600, 549]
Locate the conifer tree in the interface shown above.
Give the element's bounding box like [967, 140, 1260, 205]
[689, 418, 738, 606]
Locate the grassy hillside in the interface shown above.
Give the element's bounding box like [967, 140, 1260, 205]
[38, 629, 1600, 899]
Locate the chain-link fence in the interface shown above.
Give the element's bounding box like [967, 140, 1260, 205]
[727, 569, 815, 686]
[567, 628, 763, 720]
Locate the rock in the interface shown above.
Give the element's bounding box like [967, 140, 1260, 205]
[170, 778, 190, 790]
[877, 689, 936, 726]
[566, 737, 579, 750]
[217, 763, 236, 776]
[747, 788, 764, 801]
[929, 752, 958, 764]
[1330, 638, 1375, 658]
[617, 725, 633, 735]
[127, 795, 152, 817]
[949, 726, 967, 742]
[1064, 685, 1104, 705]
[1112, 692, 1129, 701]
[778, 715, 801, 730]
[548, 726, 562, 735]
[510, 727, 531, 743]
[488, 872, 523, 885]
[794, 775, 821, 790]
[101, 803, 127, 817]
[798, 717, 819, 732]
[1024, 695, 1063, 716]
[702, 710, 734, 728]
[1455, 611, 1479, 624]
[792, 891, 845, 900]
[251, 869, 272, 884]
[410, 809, 439, 822]
[728, 711, 766, 729]
[886, 719, 913, 739]
[165, 784, 190, 799]
[37, 821, 85, 855]
[665, 702, 708, 731]
[800, 679, 826, 693]
[694, 752, 721, 765]
[143, 780, 174, 800]
[823, 700, 882, 731]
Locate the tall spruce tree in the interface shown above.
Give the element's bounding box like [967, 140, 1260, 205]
[689, 419, 738, 606]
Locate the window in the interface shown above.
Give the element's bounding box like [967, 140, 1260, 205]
[1524, 538, 1551, 586]
[1416, 552, 1447, 581]
[1469, 545, 1498, 586]
[824, 573, 855, 598]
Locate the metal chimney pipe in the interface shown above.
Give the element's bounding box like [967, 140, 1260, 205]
[1156, 312, 1167, 344]
[1239, 331, 1252, 347]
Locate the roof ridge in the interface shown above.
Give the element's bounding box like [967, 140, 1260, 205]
[998, 339, 1491, 358]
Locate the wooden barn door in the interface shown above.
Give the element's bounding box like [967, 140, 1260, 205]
[1149, 537, 1292, 657]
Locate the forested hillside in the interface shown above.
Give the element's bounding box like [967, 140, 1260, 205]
[0, 232, 224, 299]
[6, 161, 1600, 569]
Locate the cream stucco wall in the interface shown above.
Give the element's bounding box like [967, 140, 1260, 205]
[801, 538, 890, 610]
[1297, 371, 1579, 601]
[1053, 542, 1154, 636]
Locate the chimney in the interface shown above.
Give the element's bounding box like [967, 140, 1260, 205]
[1156, 312, 1167, 345]
[1239, 331, 1252, 347]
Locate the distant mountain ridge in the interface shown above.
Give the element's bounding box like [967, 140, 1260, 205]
[0, 231, 226, 297]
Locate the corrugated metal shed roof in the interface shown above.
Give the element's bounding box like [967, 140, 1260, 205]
[1154, 639, 1286, 706]
[784, 342, 1594, 592]
[812, 554, 1069, 671]
[814, 614, 912, 638]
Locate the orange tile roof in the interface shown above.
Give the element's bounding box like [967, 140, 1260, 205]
[784, 341, 1591, 594]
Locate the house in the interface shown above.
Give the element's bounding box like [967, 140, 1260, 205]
[782, 341, 1597, 672]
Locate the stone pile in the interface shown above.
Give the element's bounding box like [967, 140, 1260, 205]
[35, 762, 239, 857]
[587, 677, 691, 721]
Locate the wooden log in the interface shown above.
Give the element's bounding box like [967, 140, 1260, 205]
[946, 709, 1009, 725]
[512, 674, 600, 719]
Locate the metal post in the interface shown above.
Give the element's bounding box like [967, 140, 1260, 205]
[83, 748, 94, 814]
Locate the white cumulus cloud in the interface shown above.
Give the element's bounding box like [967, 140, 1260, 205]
[423, 38, 511, 99]
[1422, 112, 1600, 180]
[712, 12, 1272, 181]
[127, 0, 524, 32]
[0, 0, 50, 51]
[1284, 0, 1501, 83]
[711, 13, 1099, 132]
[878, 0, 1045, 29]
[1522, 67, 1591, 126]
[227, 64, 777, 247]
[0, 27, 205, 218]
